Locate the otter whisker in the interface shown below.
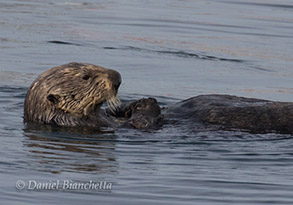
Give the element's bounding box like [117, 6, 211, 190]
[107, 95, 121, 113]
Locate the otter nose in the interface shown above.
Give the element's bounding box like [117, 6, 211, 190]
[108, 69, 122, 90]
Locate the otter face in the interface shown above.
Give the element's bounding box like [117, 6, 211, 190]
[24, 62, 121, 124]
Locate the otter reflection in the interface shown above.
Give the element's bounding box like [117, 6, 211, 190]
[23, 124, 117, 174]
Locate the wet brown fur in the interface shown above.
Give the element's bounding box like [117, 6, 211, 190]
[24, 62, 121, 127]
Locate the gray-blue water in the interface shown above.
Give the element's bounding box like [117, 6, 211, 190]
[1, 0, 293, 204]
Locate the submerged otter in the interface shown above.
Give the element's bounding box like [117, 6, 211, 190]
[164, 95, 293, 134]
[24, 62, 293, 134]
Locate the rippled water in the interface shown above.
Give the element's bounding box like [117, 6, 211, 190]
[1, 0, 293, 204]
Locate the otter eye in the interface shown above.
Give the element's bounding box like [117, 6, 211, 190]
[82, 75, 90, 80]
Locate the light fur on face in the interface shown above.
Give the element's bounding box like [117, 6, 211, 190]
[106, 94, 121, 113]
[24, 62, 122, 126]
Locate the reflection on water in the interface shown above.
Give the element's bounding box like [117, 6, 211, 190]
[1, 0, 293, 204]
[23, 125, 118, 174]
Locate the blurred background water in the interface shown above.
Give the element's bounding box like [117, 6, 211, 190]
[0, 0, 293, 204]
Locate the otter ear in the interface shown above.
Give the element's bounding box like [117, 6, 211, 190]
[47, 94, 60, 104]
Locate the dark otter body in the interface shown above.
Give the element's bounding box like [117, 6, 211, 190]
[163, 95, 293, 134]
[24, 63, 293, 134]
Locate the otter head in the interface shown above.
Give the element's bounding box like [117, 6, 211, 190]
[24, 62, 121, 126]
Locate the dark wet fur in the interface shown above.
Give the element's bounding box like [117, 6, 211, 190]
[164, 95, 293, 134]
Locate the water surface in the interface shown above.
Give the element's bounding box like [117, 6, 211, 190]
[1, 0, 293, 204]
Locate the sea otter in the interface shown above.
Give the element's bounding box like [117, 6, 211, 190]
[24, 62, 161, 129]
[24, 62, 293, 134]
